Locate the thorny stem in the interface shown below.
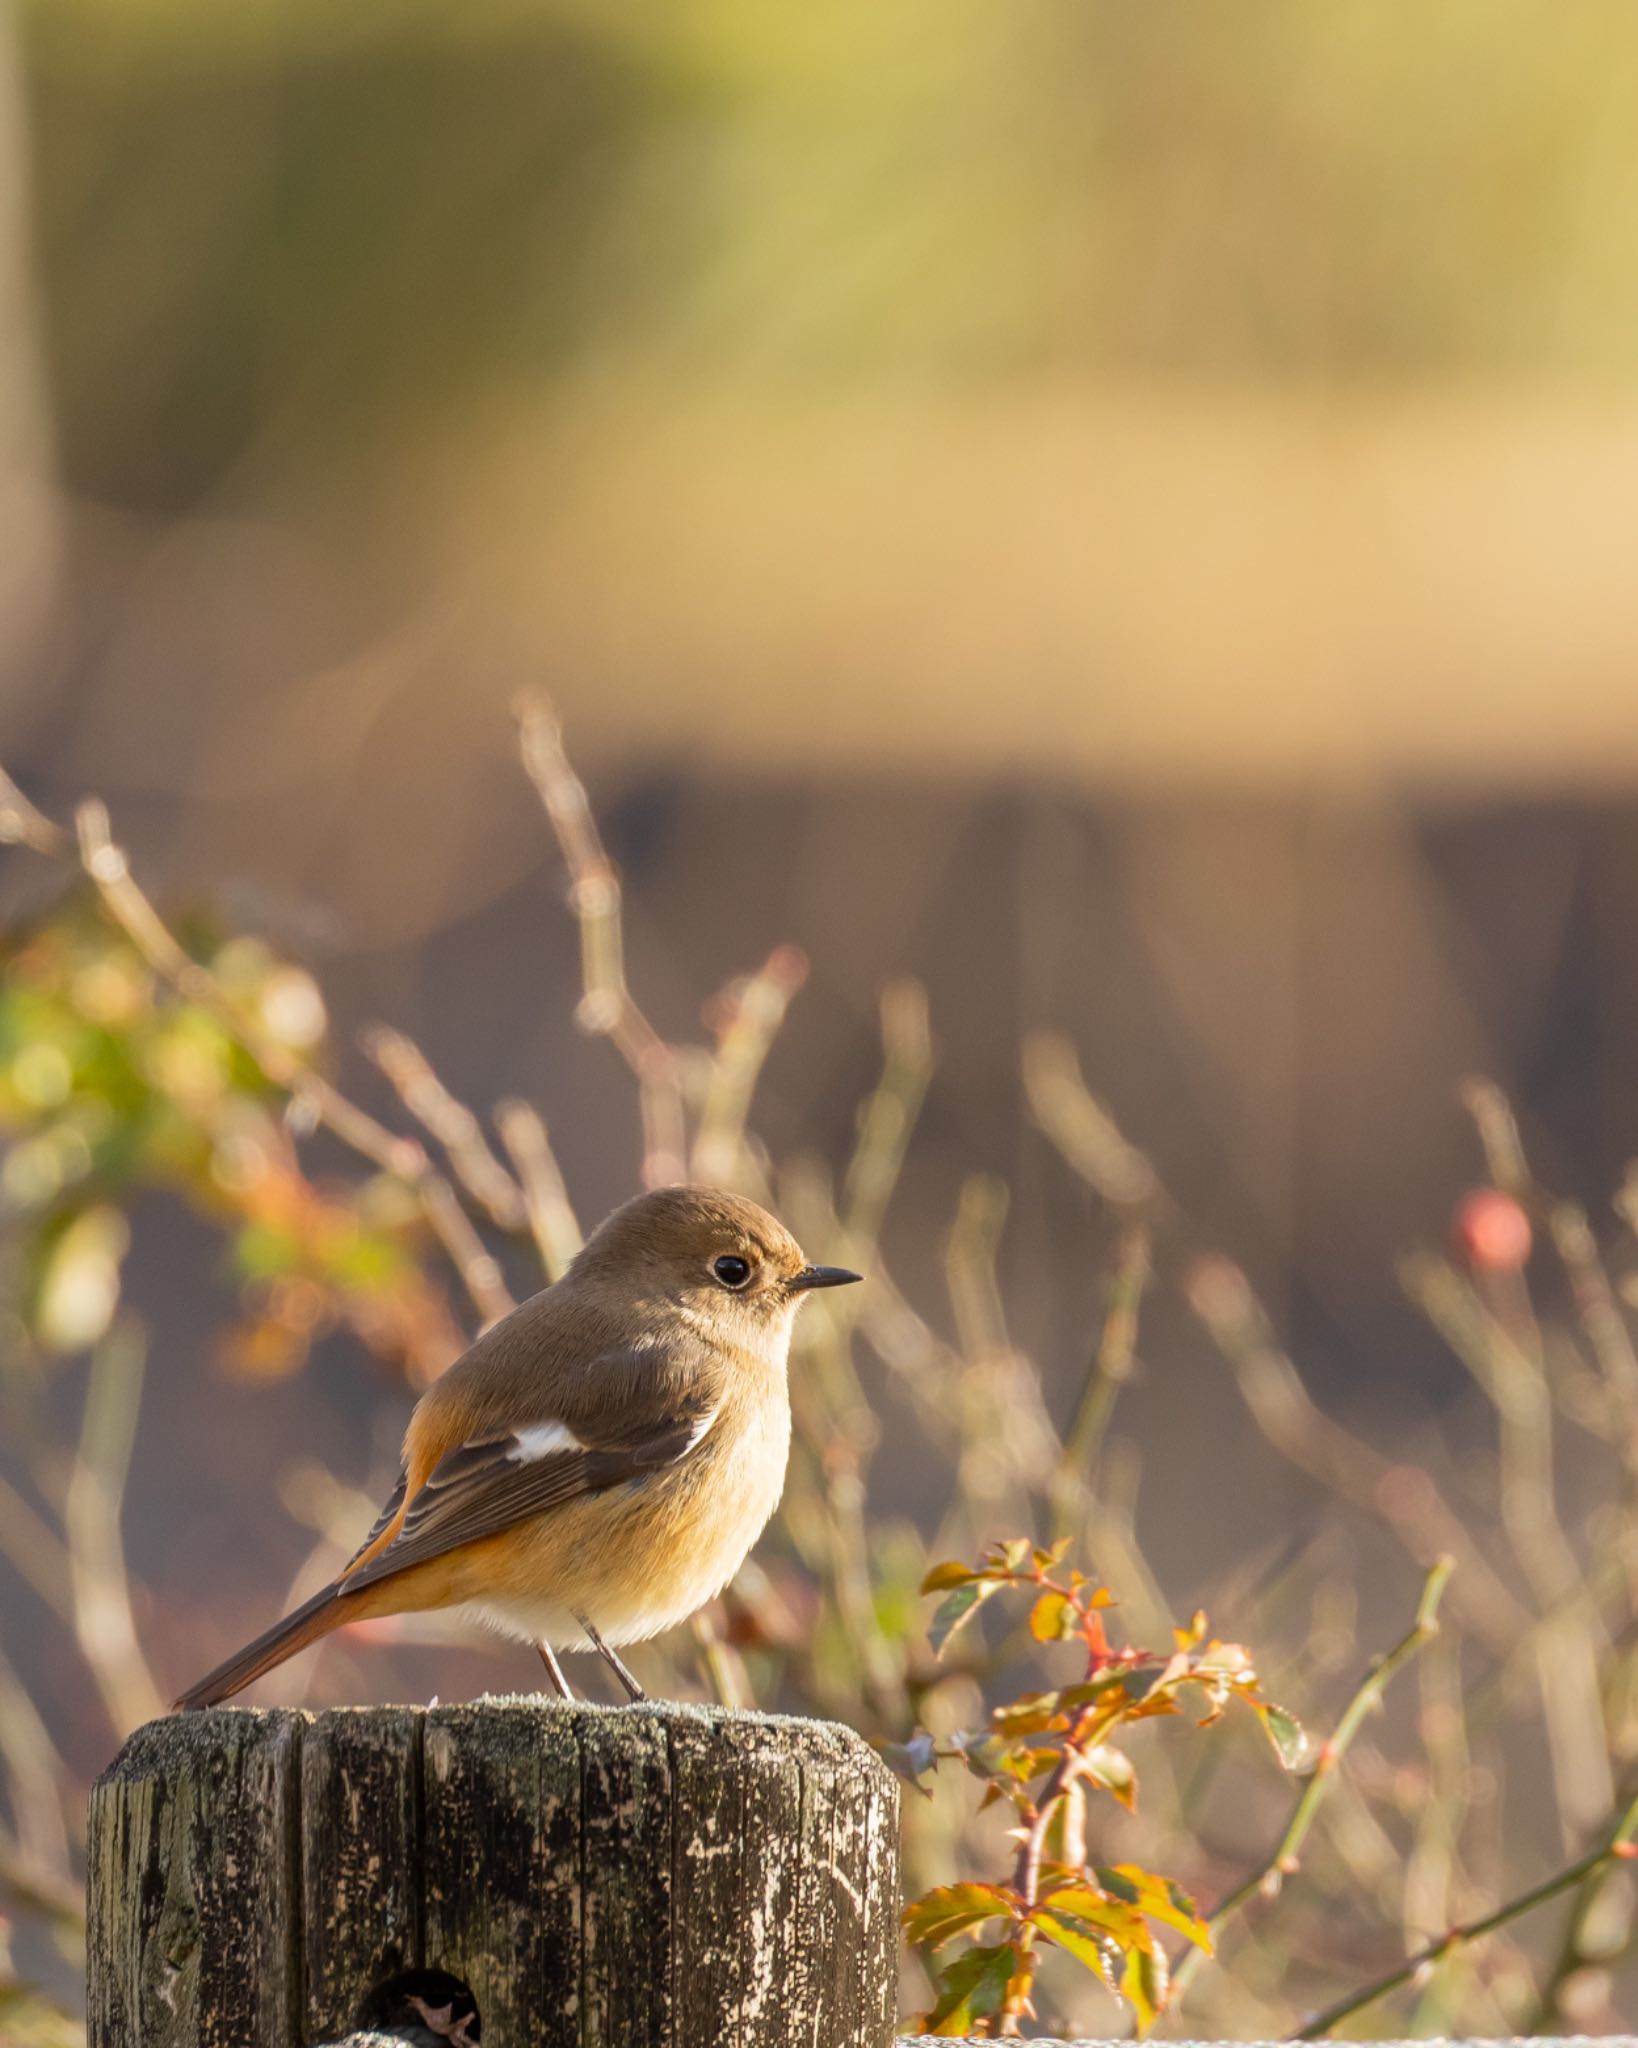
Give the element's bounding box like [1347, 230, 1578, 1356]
[1296, 1783, 1638, 2039]
[1174, 1557, 1454, 2003]
[999, 1707, 1097, 2036]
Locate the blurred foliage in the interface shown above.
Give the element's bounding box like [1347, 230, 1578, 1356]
[0, 904, 461, 1388]
[18, 0, 1638, 505]
[7, 708, 1638, 2037]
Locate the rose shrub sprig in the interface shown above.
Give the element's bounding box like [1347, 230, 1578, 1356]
[893, 1538, 1308, 2037]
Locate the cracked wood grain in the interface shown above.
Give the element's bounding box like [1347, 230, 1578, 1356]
[301, 1708, 424, 2044]
[89, 1699, 900, 2048]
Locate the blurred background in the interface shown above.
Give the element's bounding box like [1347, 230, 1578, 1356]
[6, 0, 1638, 2039]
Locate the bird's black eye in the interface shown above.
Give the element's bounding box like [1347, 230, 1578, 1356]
[713, 1253, 752, 1289]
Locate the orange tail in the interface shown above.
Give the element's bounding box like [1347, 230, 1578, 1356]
[173, 1580, 360, 1710]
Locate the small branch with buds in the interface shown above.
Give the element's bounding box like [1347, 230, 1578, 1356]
[1296, 1782, 1638, 2038]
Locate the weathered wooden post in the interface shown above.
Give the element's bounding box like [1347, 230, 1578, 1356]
[87, 1698, 900, 2048]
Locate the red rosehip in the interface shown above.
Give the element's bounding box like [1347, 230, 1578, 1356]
[1452, 1188, 1532, 1273]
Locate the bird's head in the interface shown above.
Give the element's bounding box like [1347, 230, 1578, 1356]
[568, 1184, 861, 1339]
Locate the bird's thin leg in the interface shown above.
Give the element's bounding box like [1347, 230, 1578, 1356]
[575, 1612, 647, 1702]
[535, 1639, 575, 1700]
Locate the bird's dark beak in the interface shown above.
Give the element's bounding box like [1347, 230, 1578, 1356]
[790, 1264, 863, 1292]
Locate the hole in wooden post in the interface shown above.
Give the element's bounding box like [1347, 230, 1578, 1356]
[355, 1965, 482, 2044]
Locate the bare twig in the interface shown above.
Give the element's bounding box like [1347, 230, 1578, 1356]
[1023, 1033, 1162, 1212]
[1548, 1198, 1638, 1445]
[1175, 1558, 1453, 2003]
[1528, 1795, 1638, 2033]
[0, 1472, 73, 1618]
[63, 1318, 165, 1734]
[692, 946, 808, 1186]
[1051, 1222, 1151, 1538]
[495, 1098, 583, 1282]
[1404, 1250, 1614, 1840]
[0, 765, 69, 857]
[0, 1642, 71, 1873]
[514, 690, 686, 1185]
[1187, 1254, 1531, 1649]
[1297, 1782, 1638, 2038]
[360, 1024, 526, 1232]
[690, 1607, 752, 1711]
[1459, 1076, 1532, 1196]
[841, 979, 933, 1254]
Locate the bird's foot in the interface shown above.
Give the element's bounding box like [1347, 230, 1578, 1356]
[575, 1611, 648, 1702]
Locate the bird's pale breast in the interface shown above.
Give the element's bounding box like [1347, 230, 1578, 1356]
[449, 1366, 791, 1650]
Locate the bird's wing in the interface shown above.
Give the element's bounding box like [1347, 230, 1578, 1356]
[338, 1361, 715, 1595]
[343, 1468, 407, 1573]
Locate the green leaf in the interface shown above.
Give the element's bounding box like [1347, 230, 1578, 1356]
[902, 1882, 1015, 1949]
[919, 1941, 1016, 2034]
[1259, 1701, 1313, 1773]
[1034, 1908, 1129, 1989]
[1097, 1864, 1213, 1954]
[1158, 1875, 1214, 1955]
[928, 1575, 1004, 1657]
[1121, 1936, 1170, 2034]
[1035, 1887, 1148, 1949]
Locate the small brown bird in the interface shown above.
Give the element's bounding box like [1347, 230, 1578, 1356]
[175, 1186, 860, 1708]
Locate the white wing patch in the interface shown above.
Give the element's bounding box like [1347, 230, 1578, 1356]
[510, 1421, 584, 1461]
